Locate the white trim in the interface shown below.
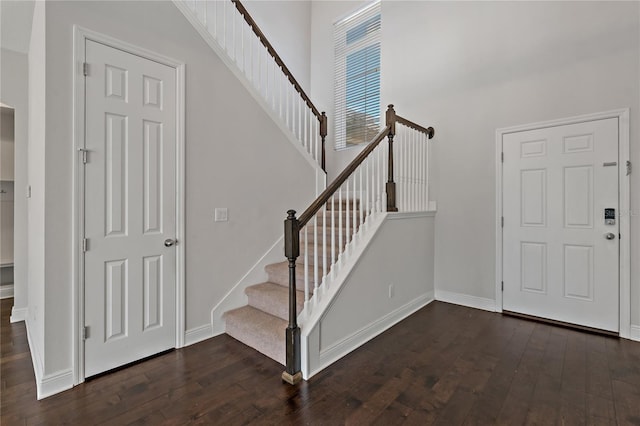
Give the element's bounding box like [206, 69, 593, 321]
[495, 109, 631, 337]
[309, 292, 434, 379]
[10, 306, 27, 323]
[38, 369, 74, 400]
[25, 321, 76, 399]
[630, 325, 640, 342]
[435, 289, 497, 312]
[24, 317, 44, 399]
[0, 284, 14, 299]
[72, 26, 187, 385]
[184, 323, 216, 347]
[387, 210, 436, 220]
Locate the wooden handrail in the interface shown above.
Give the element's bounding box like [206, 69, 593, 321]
[396, 115, 435, 139]
[231, 0, 322, 121]
[298, 126, 391, 227]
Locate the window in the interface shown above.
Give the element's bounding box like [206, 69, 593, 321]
[334, 2, 381, 150]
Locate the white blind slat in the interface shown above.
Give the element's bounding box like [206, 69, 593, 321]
[334, 1, 381, 150]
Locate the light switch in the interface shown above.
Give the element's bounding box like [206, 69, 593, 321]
[214, 208, 228, 222]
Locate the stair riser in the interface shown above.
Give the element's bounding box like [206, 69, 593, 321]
[312, 215, 363, 228]
[326, 199, 361, 210]
[246, 286, 304, 321]
[224, 307, 286, 366]
[265, 263, 332, 289]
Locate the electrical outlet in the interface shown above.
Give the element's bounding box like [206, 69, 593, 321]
[214, 208, 228, 222]
[388, 284, 394, 298]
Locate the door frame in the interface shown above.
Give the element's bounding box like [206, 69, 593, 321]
[495, 109, 631, 338]
[72, 26, 186, 384]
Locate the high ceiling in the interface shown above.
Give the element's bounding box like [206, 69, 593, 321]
[1, 0, 35, 54]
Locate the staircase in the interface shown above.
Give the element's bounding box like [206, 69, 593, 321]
[224, 201, 363, 365]
[174, 0, 436, 382]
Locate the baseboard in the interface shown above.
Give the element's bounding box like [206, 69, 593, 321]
[435, 289, 497, 312]
[24, 316, 80, 399]
[10, 306, 27, 323]
[184, 323, 217, 347]
[39, 369, 74, 400]
[0, 284, 14, 299]
[314, 292, 434, 376]
[630, 325, 640, 342]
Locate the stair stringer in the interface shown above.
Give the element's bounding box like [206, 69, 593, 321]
[300, 211, 437, 379]
[172, 0, 326, 195]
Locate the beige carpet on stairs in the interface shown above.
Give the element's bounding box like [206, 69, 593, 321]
[224, 202, 363, 366]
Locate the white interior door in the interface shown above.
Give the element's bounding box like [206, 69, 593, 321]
[502, 118, 619, 332]
[84, 39, 177, 377]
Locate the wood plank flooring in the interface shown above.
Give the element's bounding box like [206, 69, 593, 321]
[2, 298, 640, 425]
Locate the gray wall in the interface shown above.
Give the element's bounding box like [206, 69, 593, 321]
[244, 0, 312, 93]
[310, 1, 640, 326]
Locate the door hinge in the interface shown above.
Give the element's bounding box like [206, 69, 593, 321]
[82, 238, 89, 252]
[83, 62, 89, 76]
[82, 326, 89, 340]
[501, 281, 504, 291]
[79, 148, 88, 164]
[501, 152, 504, 163]
[501, 217, 504, 228]
[627, 160, 632, 176]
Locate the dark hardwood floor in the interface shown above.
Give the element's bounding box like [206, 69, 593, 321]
[2, 297, 640, 425]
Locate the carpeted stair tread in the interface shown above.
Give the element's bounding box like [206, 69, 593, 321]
[224, 306, 286, 365]
[246, 282, 305, 321]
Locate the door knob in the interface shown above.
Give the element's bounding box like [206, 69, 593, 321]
[164, 238, 177, 247]
[604, 233, 616, 240]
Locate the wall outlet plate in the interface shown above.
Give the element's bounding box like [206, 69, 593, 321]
[214, 208, 228, 222]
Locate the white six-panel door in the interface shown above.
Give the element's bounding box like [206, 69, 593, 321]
[84, 39, 177, 377]
[502, 118, 619, 332]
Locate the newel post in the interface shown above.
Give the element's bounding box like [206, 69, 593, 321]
[320, 112, 328, 173]
[282, 210, 302, 385]
[386, 105, 398, 212]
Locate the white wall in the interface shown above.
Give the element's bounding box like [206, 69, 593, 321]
[310, 1, 640, 328]
[0, 48, 29, 319]
[37, 0, 316, 379]
[243, 0, 312, 93]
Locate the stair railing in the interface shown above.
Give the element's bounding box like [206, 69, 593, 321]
[282, 105, 434, 384]
[179, 0, 328, 170]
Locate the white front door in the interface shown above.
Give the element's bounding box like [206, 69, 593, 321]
[84, 39, 178, 377]
[502, 118, 619, 332]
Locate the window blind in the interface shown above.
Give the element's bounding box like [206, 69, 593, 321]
[334, 1, 381, 150]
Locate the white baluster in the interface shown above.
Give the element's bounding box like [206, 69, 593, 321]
[322, 203, 327, 286]
[304, 224, 309, 308]
[345, 182, 350, 248]
[331, 195, 336, 280]
[359, 166, 364, 238]
[352, 174, 357, 242]
[338, 187, 343, 264]
[314, 118, 319, 163]
[222, 1, 227, 50]
[426, 132, 430, 208]
[313, 215, 318, 302]
[208, 1, 216, 40]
